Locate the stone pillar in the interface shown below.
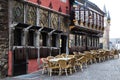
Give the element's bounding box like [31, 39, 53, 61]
[0, 0, 9, 78]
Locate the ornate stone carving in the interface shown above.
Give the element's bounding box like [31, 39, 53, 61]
[39, 9, 49, 27]
[13, 1, 24, 23]
[26, 5, 36, 25]
[50, 13, 58, 29]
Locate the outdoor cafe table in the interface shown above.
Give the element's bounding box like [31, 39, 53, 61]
[49, 57, 71, 62]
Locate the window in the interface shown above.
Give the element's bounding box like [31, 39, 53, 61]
[28, 30, 34, 46]
[41, 32, 48, 46]
[51, 34, 57, 47]
[14, 28, 22, 46]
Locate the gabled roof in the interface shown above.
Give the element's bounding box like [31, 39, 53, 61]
[76, 0, 104, 14]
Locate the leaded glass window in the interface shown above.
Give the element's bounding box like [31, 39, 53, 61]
[39, 9, 49, 27]
[50, 13, 58, 29]
[26, 5, 36, 25]
[13, 1, 24, 23]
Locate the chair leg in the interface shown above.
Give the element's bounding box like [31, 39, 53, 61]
[74, 66, 77, 72]
[99, 58, 101, 63]
[94, 58, 97, 63]
[65, 69, 68, 76]
[59, 68, 62, 76]
[80, 65, 83, 72]
[70, 68, 72, 75]
[49, 69, 52, 76]
[42, 70, 44, 74]
[42, 68, 45, 74]
[85, 63, 87, 68]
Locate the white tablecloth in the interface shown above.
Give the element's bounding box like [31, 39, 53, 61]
[49, 58, 71, 62]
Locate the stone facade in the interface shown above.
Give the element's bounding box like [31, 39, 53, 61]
[0, 0, 9, 78]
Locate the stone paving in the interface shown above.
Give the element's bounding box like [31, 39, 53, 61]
[2, 57, 120, 80]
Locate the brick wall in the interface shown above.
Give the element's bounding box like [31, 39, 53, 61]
[0, 0, 9, 78]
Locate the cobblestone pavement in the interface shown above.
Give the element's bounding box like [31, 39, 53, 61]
[2, 57, 120, 80]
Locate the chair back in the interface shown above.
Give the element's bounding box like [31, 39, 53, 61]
[61, 53, 67, 58]
[69, 58, 76, 66]
[79, 56, 87, 64]
[58, 60, 68, 68]
[47, 56, 54, 60]
[55, 55, 63, 58]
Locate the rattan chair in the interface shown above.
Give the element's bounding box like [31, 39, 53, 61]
[41, 58, 48, 74]
[69, 58, 77, 72]
[113, 49, 119, 58]
[47, 56, 54, 60]
[47, 61, 60, 76]
[78, 56, 88, 68]
[76, 57, 83, 71]
[67, 55, 75, 58]
[55, 55, 63, 58]
[61, 53, 67, 58]
[58, 60, 72, 76]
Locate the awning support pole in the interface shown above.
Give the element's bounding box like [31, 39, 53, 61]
[37, 27, 44, 68]
[48, 30, 56, 56]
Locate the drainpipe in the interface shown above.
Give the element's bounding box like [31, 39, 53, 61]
[37, 27, 44, 68]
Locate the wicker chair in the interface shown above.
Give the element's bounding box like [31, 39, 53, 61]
[97, 51, 105, 62]
[113, 50, 119, 58]
[55, 55, 63, 58]
[76, 57, 83, 71]
[58, 60, 72, 76]
[84, 52, 95, 64]
[41, 58, 48, 74]
[69, 58, 77, 72]
[47, 61, 60, 76]
[67, 55, 75, 58]
[61, 53, 67, 58]
[78, 56, 88, 68]
[47, 56, 54, 60]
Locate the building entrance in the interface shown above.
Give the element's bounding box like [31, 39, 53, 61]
[61, 35, 67, 53]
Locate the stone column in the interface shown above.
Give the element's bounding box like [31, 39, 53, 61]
[0, 0, 9, 78]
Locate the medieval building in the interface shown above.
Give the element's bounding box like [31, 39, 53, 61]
[0, 0, 105, 78]
[69, 0, 104, 53]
